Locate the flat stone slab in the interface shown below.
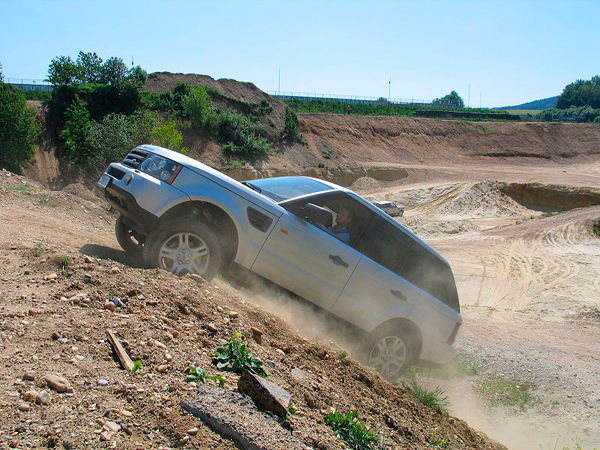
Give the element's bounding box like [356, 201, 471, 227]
[181, 385, 311, 450]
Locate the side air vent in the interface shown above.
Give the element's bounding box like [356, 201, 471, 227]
[247, 207, 273, 233]
[122, 148, 150, 169]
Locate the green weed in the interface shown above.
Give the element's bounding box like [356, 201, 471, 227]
[324, 410, 383, 450]
[59, 255, 71, 268]
[475, 374, 533, 410]
[213, 333, 267, 377]
[184, 366, 225, 387]
[38, 197, 58, 207]
[593, 219, 600, 237]
[580, 306, 600, 319]
[1, 184, 38, 192]
[428, 429, 450, 448]
[336, 350, 348, 361]
[405, 380, 450, 411]
[131, 360, 146, 376]
[34, 242, 44, 248]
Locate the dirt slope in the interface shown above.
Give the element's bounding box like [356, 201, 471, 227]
[0, 171, 504, 449]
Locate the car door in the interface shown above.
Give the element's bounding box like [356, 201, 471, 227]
[250, 206, 361, 311]
[329, 214, 422, 332]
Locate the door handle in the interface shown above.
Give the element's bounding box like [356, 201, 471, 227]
[391, 289, 407, 301]
[329, 254, 349, 268]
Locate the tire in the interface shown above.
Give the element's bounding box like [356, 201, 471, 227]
[115, 215, 145, 255]
[364, 324, 416, 380]
[143, 219, 222, 281]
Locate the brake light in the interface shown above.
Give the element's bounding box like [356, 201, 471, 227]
[447, 321, 461, 345]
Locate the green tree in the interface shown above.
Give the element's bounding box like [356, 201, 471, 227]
[0, 62, 4, 82]
[152, 120, 188, 154]
[101, 57, 129, 86]
[431, 91, 465, 108]
[61, 96, 92, 164]
[0, 83, 40, 173]
[87, 113, 135, 166]
[182, 86, 213, 129]
[556, 75, 600, 109]
[46, 56, 78, 86]
[129, 65, 148, 86]
[76, 51, 104, 83]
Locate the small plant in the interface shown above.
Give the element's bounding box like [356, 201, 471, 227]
[59, 255, 71, 268]
[593, 219, 600, 237]
[580, 306, 600, 319]
[213, 333, 267, 377]
[475, 374, 532, 410]
[322, 149, 332, 159]
[324, 410, 383, 450]
[131, 360, 146, 376]
[428, 429, 450, 448]
[405, 380, 450, 411]
[336, 350, 348, 361]
[184, 366, 225, 387]
[34, 242, 44, 248]
[38, 197, 58, 207]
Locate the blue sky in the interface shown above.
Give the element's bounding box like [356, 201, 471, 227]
[1, 0, 598, 107]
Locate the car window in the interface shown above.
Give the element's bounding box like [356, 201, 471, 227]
[245, 177, 332, 202]
[356, 216, 460, 311]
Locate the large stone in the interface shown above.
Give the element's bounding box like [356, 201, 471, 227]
[237, 372, 290, 418]
[44, 374, 70, 393]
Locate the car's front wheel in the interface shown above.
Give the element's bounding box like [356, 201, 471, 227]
[365, 325, 415, 380]
[143, 219, 222, 281]
[115, 215, 145, 255]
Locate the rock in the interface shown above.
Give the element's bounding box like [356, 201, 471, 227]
[44, 374, 70, 393]
[23, 372, 35, 381]
[217, 306, 224, 313]
[51, 331, 62, 340]
[228, 311, 239, 319]
[28, 308, 42, 315]
[251, 327, 264, 344]
[97, 379, 109, 387]
[36, 390, 51, 405]
[206, 323, 218, 332]
[237, 372, 291, 418]
[83, 255, 94, 263]
[23, 391, 37, 402]
[118, 410, 133, 418]
[18, 402, 31, 412]
[189, 274, 205, 283]
[291, 368, 307, 379]
[178, 436, 191, 445]
[104, 301, 116, 312]
[157, 365, 169, 373]
[104, 421, 121, 433]
[153, 340, 167, 349]
[186, 428, 199, 436]
[45, 273, 58, 281]
[165, 353, 173, 362]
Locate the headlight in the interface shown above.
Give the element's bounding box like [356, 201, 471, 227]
[139, 154, 182, 185]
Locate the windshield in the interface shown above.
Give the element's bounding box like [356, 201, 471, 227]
[244, 177, 333, 202]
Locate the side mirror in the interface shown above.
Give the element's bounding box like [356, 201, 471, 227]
[299, 203, 332, 225]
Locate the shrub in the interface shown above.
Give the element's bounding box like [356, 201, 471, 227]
[61, 95, 92, 164]
[593, 219, 600, 237]
[405, 381, 450, 411]
[217, 109, 271, 161]
[324, 410, 382, 450]
[183, 86, 213, 129]
[0, 83, 40, 173]
[152, 120, 188, 155]
[87, 112, 137, 166]
[213, 333, 267, 376]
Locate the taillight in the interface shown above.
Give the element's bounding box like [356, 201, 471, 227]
[139, 154, 182, 185]
[447, 321, 461, 345]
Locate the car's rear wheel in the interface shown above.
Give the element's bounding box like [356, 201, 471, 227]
[365, 325, 415, 380]
[144, 219, 222, 281]
[115, 215, 145, 255]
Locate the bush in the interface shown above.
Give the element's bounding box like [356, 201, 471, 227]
[87, 113, 137, 166]
[213, 333, 266, 376]
[152, 120, 188, 155]
[0, 83, 40, 173]
[216, 109, 271, 161]
[324, 410, 382, 450]
[182, 86, 213, 129]
[61, 95, 92, 164]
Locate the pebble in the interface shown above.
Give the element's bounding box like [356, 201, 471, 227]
[165, 353, 173, 362]
[206, 323, 218, 332]
[51, 331, 62, 340]
[157, 365, 169, 373]
[153, 340, 167, 349]
[217, 306, 224, 313]
[186, 428, 199, 436]
[23, 372, 35, 381]
[44, 374, 70, 393]
[228, 311, 239, 319]
[18, 403, 31, 412]
[23, 391, 37, 402]
[104, 421, 121, 433]
[97, 379, 109, 387]
[104, 301, 116, 312]
[35, 390, 51, 405]
[45, 273, 58, 281]
[83, 255, 94, 263]
[189, 274, 205, 283]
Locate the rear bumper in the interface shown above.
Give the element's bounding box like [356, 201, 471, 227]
[416, 333, 456, 368]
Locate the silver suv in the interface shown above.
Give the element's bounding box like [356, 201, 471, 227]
[98, 145, 462, 378]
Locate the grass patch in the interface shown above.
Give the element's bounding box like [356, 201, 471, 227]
[404, 354, 480, 379]
[1, 184, 38, 192]
[475, 374, 533, 410]
[38, 197, 58, 207]
[405, 380, 450, 411]
[324, 410, 383, 450]
[580, 306, 600, 319]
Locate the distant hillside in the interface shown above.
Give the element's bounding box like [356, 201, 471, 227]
[499, 96, 557, 110]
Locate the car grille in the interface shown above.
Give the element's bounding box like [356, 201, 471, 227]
[122, 148, 150, 169]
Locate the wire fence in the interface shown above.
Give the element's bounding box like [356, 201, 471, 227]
[6, 78, 53, 92]
[266, 90, 432, 105]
